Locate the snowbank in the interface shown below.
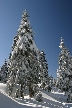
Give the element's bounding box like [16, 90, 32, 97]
[0, 83, 7, 93]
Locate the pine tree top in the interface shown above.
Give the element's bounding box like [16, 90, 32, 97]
[22, 9, 29, 18]
[59, 37, 70, 56]
[16, 9, 34, 37]
[59, 37, 65, 49]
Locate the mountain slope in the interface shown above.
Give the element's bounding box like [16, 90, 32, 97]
[0, 92, 33, 108]
[0, 83, 72, 108]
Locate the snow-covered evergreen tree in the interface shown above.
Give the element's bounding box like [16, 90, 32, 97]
[49, 75, 53, 87]
[38, 51, 49, 90]
[0, 59, 9, 83]
[7, 9, 45, 98]
[56, 37, 72, 102]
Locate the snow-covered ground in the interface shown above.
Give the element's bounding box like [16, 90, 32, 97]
[0, 83, 72, 108]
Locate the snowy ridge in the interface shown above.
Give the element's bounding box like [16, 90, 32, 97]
[41, 91, 61, 103]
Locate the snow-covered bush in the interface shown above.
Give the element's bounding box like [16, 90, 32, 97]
[35, 92, 42, 102]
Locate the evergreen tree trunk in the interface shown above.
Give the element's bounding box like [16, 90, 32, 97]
[20, 81, 24, 98]
[29, 82, 34, 97]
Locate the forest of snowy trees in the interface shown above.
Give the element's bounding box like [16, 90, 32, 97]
[0, 9, 72, 102]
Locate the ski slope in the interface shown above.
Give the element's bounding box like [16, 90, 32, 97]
[0, 83, 72, 108]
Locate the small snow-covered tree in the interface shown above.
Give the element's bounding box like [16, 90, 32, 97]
[0, 59, 9, 83]
[38, 51, 49, 89]
[56, 37, 72, 102]
[49, 75, 53, 87]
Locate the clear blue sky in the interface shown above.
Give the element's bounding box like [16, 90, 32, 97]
[0, 0, 72, 78]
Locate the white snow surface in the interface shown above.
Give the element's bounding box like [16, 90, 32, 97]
[0, 83, 72, 108]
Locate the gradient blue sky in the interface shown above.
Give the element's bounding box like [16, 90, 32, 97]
[0, 0, 72, 78]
